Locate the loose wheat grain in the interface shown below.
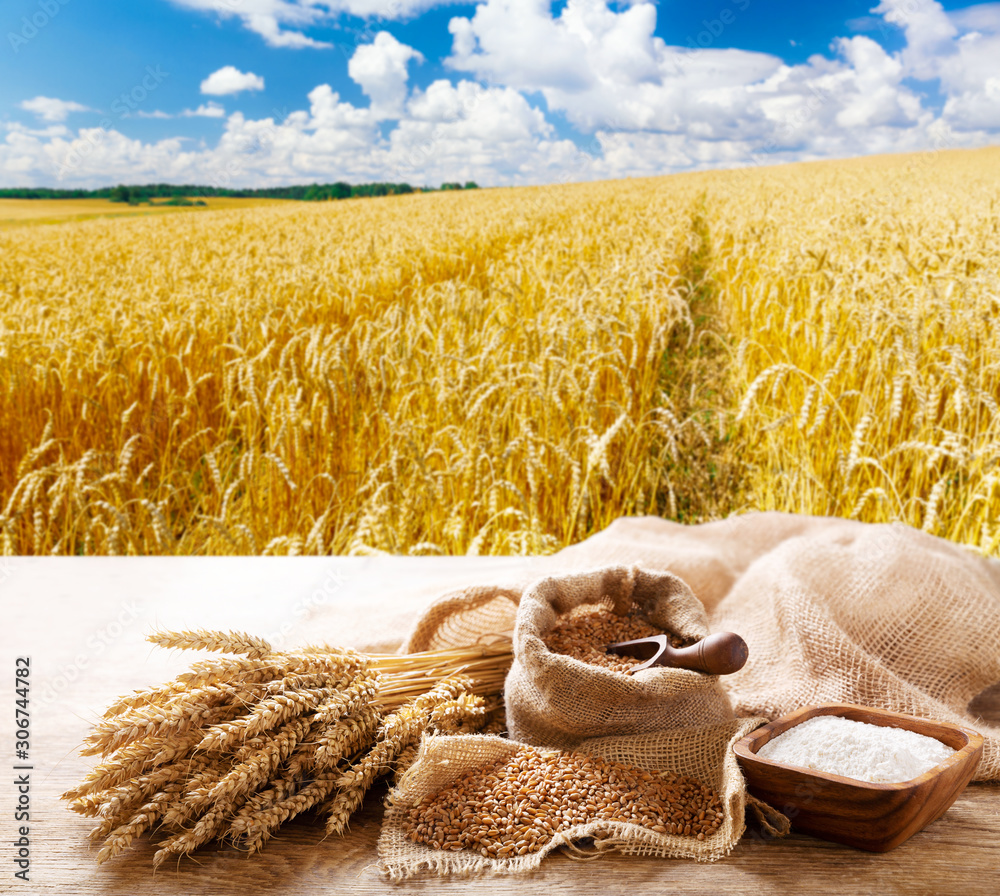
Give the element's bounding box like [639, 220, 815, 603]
[541, 603, 682, 674]
[402, 745, 723, 858]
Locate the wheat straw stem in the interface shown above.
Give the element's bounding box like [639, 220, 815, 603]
[324, 676, 472, 837]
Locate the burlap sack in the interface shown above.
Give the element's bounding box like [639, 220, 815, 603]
[709, 518, 1000, 780]
[379, 717, 766, 881]
[378, 512, 999, 877]
[504, 565, 734, 749]
[403, 513, 1000, 781]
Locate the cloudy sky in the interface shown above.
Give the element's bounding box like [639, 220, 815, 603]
[1, 0, 998, 188]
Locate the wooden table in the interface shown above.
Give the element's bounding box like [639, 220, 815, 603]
[2, 557, 998, 895]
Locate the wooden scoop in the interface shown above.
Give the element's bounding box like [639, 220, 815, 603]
[607, 632, 749, 675]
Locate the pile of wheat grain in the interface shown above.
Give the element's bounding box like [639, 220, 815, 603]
[401, 744, 724, 857]
[541, 604, 669, 674]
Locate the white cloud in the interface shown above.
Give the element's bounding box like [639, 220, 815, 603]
[136, 110, 173, 119]
[244, 12, 331, 48]
[396, 79, 552, 159]
[201, 66, 265, 96]
[3, 122, 70, 138]
[873, 0, 958, 80]
[939, 21, 1000, 130]
[445, 0, 948, 150]
[942, 74, 1000, 130]
[348, 32, 424, 119]
[948, 3, 1000, 33]
[830, 36, 918, 129]
[183, 102, 227, 118]
[19, 96, 93, 122]
[448, 0, 597, 92]
[5, 0, 1000, 189]
[869, 0, 1000, 132]
[166, 0, 456, 48]
[169, 0, 331, 48]
[0, 75, 576, 189]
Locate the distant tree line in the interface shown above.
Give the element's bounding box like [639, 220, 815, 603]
[0, 181, 480, 203]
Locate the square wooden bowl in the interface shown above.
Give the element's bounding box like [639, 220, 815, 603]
[733, 703, 984, 852]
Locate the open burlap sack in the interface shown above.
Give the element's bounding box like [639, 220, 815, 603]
[379, 717, 766, 881]
[404, 512, 1000, 781]
[504, 565, 734, 749]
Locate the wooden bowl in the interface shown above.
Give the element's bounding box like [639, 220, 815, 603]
[733, 703, 984, 852]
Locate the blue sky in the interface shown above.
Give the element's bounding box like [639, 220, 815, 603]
[1, 0, 998, 188]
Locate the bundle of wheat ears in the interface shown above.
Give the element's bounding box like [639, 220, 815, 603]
[62, 630, 511, 866]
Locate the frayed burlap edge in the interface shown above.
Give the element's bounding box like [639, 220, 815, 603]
[377, 717, 769, 881]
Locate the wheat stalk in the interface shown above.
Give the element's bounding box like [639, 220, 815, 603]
[63, 630, 513, 865]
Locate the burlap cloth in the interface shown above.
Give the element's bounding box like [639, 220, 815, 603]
[371, 512, 1000, 878]
[381, 719, 766, 880]
[504, 565, 736, 748]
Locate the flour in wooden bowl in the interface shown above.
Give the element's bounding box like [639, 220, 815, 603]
[757, 716, 954, 783]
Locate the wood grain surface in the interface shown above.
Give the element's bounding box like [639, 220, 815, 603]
[2, 557, 998, 896]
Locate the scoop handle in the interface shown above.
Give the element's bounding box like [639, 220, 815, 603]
[667, 632, 748, 675]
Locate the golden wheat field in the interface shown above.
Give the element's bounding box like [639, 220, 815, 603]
[0, 196, 288, 229]
[1, 147, 998, 556]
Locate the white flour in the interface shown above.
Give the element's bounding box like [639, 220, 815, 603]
[757, 715, 954, 783]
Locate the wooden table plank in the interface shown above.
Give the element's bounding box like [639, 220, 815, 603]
[1, 558, 997, 895]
